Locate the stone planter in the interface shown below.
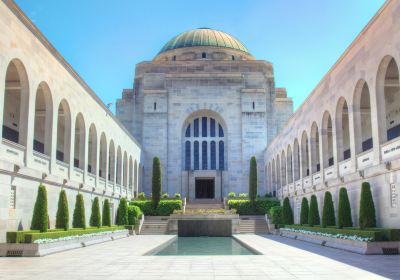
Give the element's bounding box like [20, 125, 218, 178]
[280, 229, 400, 255]
[0, 230, 129, 257]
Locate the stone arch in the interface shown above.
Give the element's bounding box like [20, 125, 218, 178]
[116, 146, 122, 185]
[293, 139, 300, 181]
[287, 145, 293, 184]
[108, 140, 115, 181]
[335, 97, 351, 162]
[87, 123, 97, 174]
[74, 113, 86, 169]
[301, 131, 309, 177]
[322, 111, 334, 168]
[310, 122, 320, 173]
[281, 150, 286, 186]
[99, 132, 107, 179]
[56, 99, 71, 163]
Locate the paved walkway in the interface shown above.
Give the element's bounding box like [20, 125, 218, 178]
[0, 234, 398, 280]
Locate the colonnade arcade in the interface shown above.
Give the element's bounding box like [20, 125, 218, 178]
[2, 58, 141, 196]
[266, 55, 400, 197]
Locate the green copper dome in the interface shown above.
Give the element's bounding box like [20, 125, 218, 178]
[159, 28, 249, 54]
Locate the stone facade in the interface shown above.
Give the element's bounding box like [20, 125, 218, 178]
[117, 32, 293, 201]
[265, 0, 400, 228]
[0, 2, 142, 242]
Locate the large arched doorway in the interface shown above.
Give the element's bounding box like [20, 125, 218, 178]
[182, 111, 226, 200]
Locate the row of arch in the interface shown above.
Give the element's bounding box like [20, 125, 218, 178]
[266, 55, 400, 193]
[2, 58, 141, 194]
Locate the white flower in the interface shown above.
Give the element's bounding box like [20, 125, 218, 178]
[280, 228, 373, 242]
[33, 230, 127, 244]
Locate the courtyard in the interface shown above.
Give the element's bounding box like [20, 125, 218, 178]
[0, 235, 398, 280]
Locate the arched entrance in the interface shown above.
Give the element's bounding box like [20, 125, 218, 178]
[182, 110, 226, 201]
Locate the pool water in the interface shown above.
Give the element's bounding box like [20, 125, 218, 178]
[153, 237, 258, 256]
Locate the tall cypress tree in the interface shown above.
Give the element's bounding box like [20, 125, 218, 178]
[282, 197, 294, 225]
[152, 157, 162, 208]
[31, 184, 49, 232]
[359, 182, 376, 229]
[90, 197, 101, 228]
[72, 193, 86, 229]
[55, 189, 69, 230]
[322, 191, 335, 227]
[249, 156, 258, 203]
[117, 197, 128, 225]
[308, 195, 320, 226]
[300, 197, 309, 225]
[338, 187, 352, 228]
[102, 199, 111, 227]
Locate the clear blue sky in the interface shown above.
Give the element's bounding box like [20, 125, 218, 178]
[16, 0, 385, 112]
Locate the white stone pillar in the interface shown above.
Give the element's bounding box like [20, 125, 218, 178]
[348, 105, 357, 172]
[24, 81, 37, 166]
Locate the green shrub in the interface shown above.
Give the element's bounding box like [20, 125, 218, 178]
[228, 192, 236, 198]
[161, 193, 169, 199]
[359, 182, 376, 229]
[156, 200, 183, 216]
[116, 198, 128, 225]
[55, 189, 69, 230]
[322, 191, 335, 227]
[90, 197, 101, 228]
[239, 193, 248, 198]
[30, 184, 49, 232]
[7, 230, 39, 243]
[300, 197, 309, 225]
[102, 199, 111, 227]
[174, 193, 181, 199]
[152, 157, 162, 208]
[308, 195, 320, 226]
[130, 200, 156, 215]
[128, 205, 143, 225]
[268, 206, 283, 226]
[72, 193, 86, 229]
[338, 187, 352, 228]
[249, 156, 258, 203]
[138, 192, 146, 200]
[227, 199, 279, 215]
[284, 225, 383, 241]
[282, 197, 294, 225]
[265, 193, 273, 198]
[24, 226, 125, 243]
[343, 227, 400, 241]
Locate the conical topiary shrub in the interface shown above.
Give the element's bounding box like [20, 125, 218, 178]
[72, 193, 86, 229]
[308, 195, 320, 226]
[31, 184, 49, 232]
[300, 197, 309, 225]
[90, 197, 101, 228]
[55, 189, 69, 230]
[338, 187, 352, 228]
[152, 157, 162, 209]
[102, 199, 111, 227]
[282, 197, 294, 225]
[322, 191, 335, 227]
[249, 156, 258, 204]
[116, 197, 128, 225]
[359, 182, 376, 229]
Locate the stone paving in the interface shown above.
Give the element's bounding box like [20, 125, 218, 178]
[0, 234, 398, 280]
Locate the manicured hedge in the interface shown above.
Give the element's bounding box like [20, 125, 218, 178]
[31, 184, 48, 232]
[24, 226, 125, 243]
[268, 206, 283, 226]
[227, 199, 279, 215]
[343, 227, 400, 241]
[249, 156, 258, 203]
[284, 225, 384, 241]
[55, 189, 69, 230]
[6, 228, 79, 243]
[152, 157, 162, 208]
[359, 182, 376, 229]
[282, 197, 294, 225]
[130, 200, 182, 216]
[128, 205, 143, 225]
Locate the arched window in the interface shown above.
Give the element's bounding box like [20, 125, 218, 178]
[99, 133, 107, 178]
[74, 113, 85, 169]
[33, 82, 52, 155]
[377, 57, 400, 142]
[116, 147, 122, 184]
[219, 140, 224, 170]
[3, 59, 29, 146]
[210, 141, 216, 170]
[194, 141, 199, 170]
[123, 152, 128, 187]
[276, 155, 281, 188]
[353, 80, 373, 153]
[185, 141, 191, 170]
[301, 131, 309, 177]
[202, 52, 206, 59]
[56, 100, 71, 163]
[183, 116, 226, 171]
[232, 55, 235, 61]
[88, 124, 97, 174]
[310, 122, 320, 173]
[336, 98, 351, 161]
[202, 141, 207, 169]
[322, 112, 334, 167]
